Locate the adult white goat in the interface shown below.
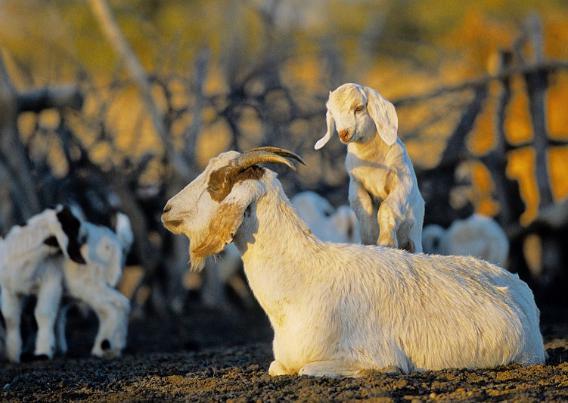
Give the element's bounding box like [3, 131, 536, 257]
[314, 83, 424, 252]
[0, 206, 86, 362]
[55, 212, 133, 358]
[162, 147, 545, 378]
[423, 214, 510, 267]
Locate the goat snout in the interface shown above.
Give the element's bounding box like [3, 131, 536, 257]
[338, 129, 352, 143]
[161, 207, 184, 233]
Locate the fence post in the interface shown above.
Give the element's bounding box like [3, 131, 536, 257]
[524, 15, 554, 209]
[0, 53, 41, 219]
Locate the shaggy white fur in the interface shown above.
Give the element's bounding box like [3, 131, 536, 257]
[162, 149, 545, 378]
[315, 83, 424, 253]
[201, 191, 361, 309]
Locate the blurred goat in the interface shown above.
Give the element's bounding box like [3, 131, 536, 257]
[423, 214, 509, 267]
[55, 212, 133, 358]
[0, 206, 86, 362]
[291, 191, 360, 244]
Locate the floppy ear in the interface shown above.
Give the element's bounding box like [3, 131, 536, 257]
[189, 174, 264, 271]
[55, 206, 87, 265]
[314, 110, 336, 150]
[365, 87, 398, 146]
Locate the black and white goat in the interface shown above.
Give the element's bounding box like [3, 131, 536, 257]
[0, 206, 86, 362]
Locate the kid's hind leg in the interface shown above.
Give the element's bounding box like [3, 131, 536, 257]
[1, 290, 23, 362]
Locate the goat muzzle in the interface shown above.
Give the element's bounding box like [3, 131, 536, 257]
[339, 129, 352, 143]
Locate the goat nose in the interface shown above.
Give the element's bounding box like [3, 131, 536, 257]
[163, 204, 172, 214]
[339, 129, 350, 141]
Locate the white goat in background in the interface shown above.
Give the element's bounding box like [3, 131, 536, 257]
[162, 147, 545, 378]
[315, 83, 424, 252]
[55, 212, 133, 358]
[0, 206, 86, 362]
[291, 191, 360, 244]
[423, 214, 510, 267]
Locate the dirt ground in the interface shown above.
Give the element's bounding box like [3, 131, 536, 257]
[0, 303, 566, 402]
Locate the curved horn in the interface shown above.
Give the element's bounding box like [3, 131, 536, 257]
[234, 148, 305, 171]
[247, 146, 306, 166]
[207, 147, 305, 202]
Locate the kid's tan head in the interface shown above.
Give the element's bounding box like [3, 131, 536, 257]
[314, 83, 398, 150]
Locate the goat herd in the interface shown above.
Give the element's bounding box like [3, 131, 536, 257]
[1, 83, 544, 379]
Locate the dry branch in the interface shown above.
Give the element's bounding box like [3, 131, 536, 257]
[524, 15, 554, 209]
[18, 85, 83, 113]
[0, 54, 41, 217]
[88, 0, 190, 177]
[394, 60, 568, 107]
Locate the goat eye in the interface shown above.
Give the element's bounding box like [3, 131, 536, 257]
[354, 105, 364, 113]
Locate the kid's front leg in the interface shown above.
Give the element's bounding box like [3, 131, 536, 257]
[349, 180, 379, 245]
[1, 290, 24, 362]
[377, 202, 400, 249]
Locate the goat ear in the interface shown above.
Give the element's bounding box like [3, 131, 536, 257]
[56, 206, 87, 265]
[365, 87, 398, 146]
[314, 110, 336, 150]
[189, 178, 263, 271]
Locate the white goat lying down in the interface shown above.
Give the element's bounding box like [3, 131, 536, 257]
[291, 191, 360, 244]
[162, 147, 545, 378]
[0, 206, 86, 362]
[315, 83, 424, 252]
[422, 214, 510, 267]
[55, 212, 133, 358]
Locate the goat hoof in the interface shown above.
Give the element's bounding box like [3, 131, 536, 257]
[34, 354, 50, 361]
[101, 339, 111, 351]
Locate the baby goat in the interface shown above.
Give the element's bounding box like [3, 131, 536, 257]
[315, 83, 424, 252]
[0, 206, 86, 362]
[162, 147, 545, 378]
[55, 212, 133, 358]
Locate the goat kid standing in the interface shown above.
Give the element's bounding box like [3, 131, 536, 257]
[55, 212, 133, 358]
[315, 83, 424, 252]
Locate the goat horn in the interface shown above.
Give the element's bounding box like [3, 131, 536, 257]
[234, 148, 305, 171]
[247, 146, 306, 165]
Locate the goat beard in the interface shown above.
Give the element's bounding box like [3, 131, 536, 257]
[188, 237, 207, 272]
[187, 202, 245, 272]
[189, 248, 207, 272]
[189, 252, 207, 273]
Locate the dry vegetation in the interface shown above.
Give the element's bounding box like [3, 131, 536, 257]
[0, 1, 567, 400]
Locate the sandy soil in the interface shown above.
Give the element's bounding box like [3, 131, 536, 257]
[0, 304, 566, 402]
